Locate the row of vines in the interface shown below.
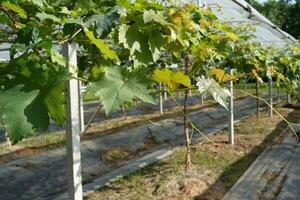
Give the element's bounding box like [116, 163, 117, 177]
[0, 0, 299, 169]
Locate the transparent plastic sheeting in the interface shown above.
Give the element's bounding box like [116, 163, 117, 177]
[0, 0, 298, 60]
[0, 43, 10, 61]
[194, 0, 297, 47]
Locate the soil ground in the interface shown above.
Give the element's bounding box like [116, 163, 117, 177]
[86, 107, 299, 200]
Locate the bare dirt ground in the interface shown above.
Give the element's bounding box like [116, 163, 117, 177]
[86, 106, 300, 200]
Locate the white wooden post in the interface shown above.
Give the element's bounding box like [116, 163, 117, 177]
[200, 95, 204, 105]
[286, 84, 291, 104]
[164, 84, 168, 100]
[63, 43, 83, 200]
[159, 83, 163, 115]
[269, 78, 273, 117]
[79, 81, 84, 132]
[228, 68, 234, 145]
[244, 78, 247, 91]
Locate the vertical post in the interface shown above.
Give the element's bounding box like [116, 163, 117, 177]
[277, 84, 280, 103]
[189, 89, 192, 97]
[200, 95, 204, 105]
[164, 84, 168, 100]
[159, 82, 163, 115]
[228, 68, 234, 145]
[244, 78, 247, 91]
[4, 131, 11, 146]
[63, 43, 83, 200]
[79, 82, 84, 132]
[286, 84, 291, 104]
[256, 80, 259, 116]
[269, 77, 273, 117]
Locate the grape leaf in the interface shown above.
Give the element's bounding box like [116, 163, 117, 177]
[1, 60, 69, 143]
[118, 24, 152, 63]
[172, 71, 192, 88]
[148, 29, 164, 62]
[143, 9, 167, 25]
[85, 10, 119, 38]
[2, 1, 27, 19]
[43, 82, 66, 126]
[85, 29, 120, 61]
[36, 12, 61, 22]
[152, 68, 173, 88]
[51, 51, 66, 66]
[0, 85, 38, 144]
[196, 76, 231, 110]
[88, 66, 156, 115]
[210, 68, 235, 83]
[152, 68, 192, 90]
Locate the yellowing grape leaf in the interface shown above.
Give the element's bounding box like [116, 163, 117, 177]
[276, 72, 286, 84]
[152, 68, 192, 90]
[173, 71, 192, 88]
[210, 69, 235, 83]
[152, 68, 172, 88]
[252, 69, 263, 83]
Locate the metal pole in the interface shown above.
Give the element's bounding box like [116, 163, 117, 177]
[228, 68, 234, 145]
[269, 77, 273, 117]
[63, 43, 83, 200]
[200, 95, 204, 105]
[159, 83, 163, 115]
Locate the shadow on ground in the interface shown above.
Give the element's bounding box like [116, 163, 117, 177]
[194, 107, 300, 200]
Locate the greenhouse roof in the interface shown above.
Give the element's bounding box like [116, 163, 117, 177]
[202, 0, 298, 47]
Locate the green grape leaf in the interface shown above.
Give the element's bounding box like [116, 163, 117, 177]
[1, 59, 69, 144]
[85, 29, 120, 61]
[85, 10, 119, 38]
[26, 0, 45, 8]
[88, 66, 156, 115]
[0, 85, 38, 144]
[148, 30, 164, 62]
[35, 12, 61, 22]
[143, 9, 167, 25]
[2, 1, 27, 19]
[17, 65, 69, 128]
[51, 51, 66, 66]
[118, 24, 152, 63]
[43, 82, 66, 126]
[74, 0, 96, 11]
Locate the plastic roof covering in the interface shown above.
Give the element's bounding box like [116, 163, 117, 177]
[0, 43, 9, 61]
[0, 0, 298, 61]
[192, 0, 297, 47]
